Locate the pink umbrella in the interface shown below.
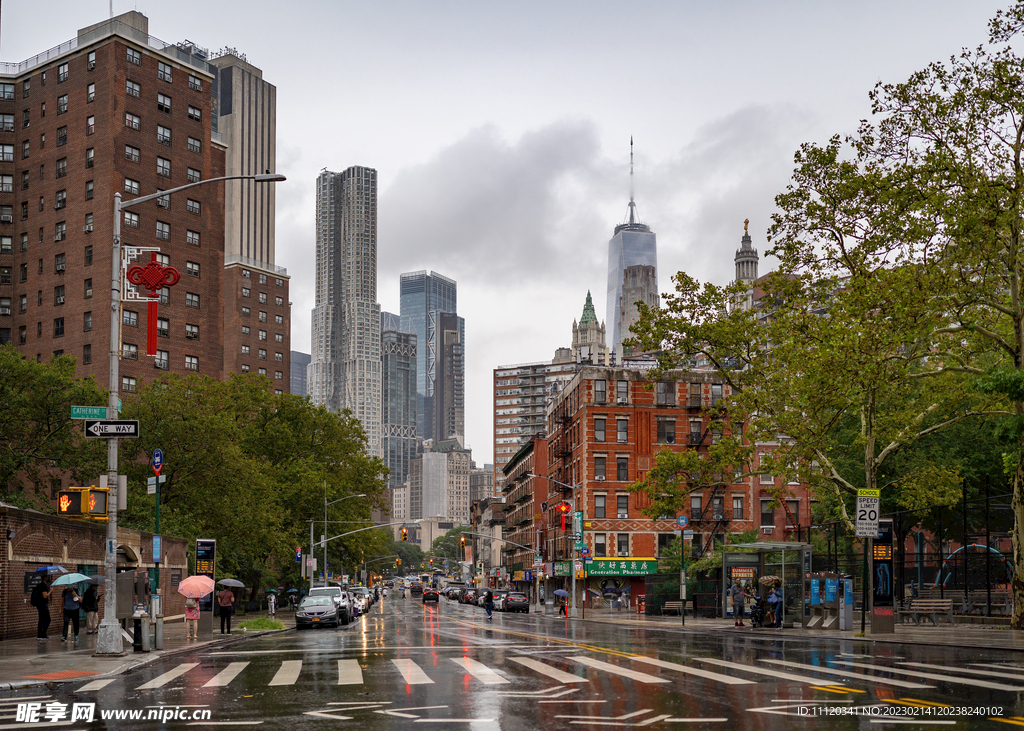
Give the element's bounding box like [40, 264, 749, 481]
[177, 575, 216, 599]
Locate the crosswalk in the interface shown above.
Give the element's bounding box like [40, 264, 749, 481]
[73, 651, 1024, 696]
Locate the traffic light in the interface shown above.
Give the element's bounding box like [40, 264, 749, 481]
[397, 558, 402, 566]
[57, 487, 109, 521]
[429, 558, 433, 566]
[460, 535, 466, 549]
[401, 527, 408, 542]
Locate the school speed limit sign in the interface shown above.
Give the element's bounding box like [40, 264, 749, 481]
[855, 488, 880, 537]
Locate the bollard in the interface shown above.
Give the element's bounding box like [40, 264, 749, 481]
[132, 613, 143, 652]
[139, 615, 151, 652]
[152, 593, 163, 650]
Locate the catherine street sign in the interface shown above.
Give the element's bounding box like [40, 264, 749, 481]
[83, 420, 140, 438]
[71, 406, 107, 419]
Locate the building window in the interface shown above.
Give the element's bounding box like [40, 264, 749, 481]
[86, 148, 94, 168]
[126, 80, 140, 97]
[274, 314, 284, 325]
[124, 211, 139, 228]
[19, 232, 27, 251]
[187, 168, 201, 183]
[242, 288, 250, 298]
[84, 245, 93, 265]
[57, 94, 68, 114]
[732, 495, 744, 521]
[594, 417, 605, 442]
[18, 295, 26, 312]
[258, 348, 267, 360]
[18, 326, 25, 344]
[274, 333, 283, 343]
[186, 230, 200, 247]
[241, 307, 250, 317]
[85, 180, 93, 200]
[156, 221, 170, 241]
[241, 269, 251, 278]
[0, 145, 12, 162]
[57, 62, 68, 83]
[241, 344, 250, 355]
[185, 292, 199, 308]
[241, 326, 250, 335]
[594, 495, 606, 519]
[125, 113, 140, 130]
[22, 140, 29, 159]
[0, 176, 11, 193]
[258, 329, 267, 341]
[125, 145, 140, 163]
[19, 80, 28, 99]
[157, 317, 169, 337]
[275, 371, 282, 380]
[122, 343, 137, 360]
[275, 296, 284, 306]
[257, 367, 266, 376]
[124, 178, 139, 195]
[617, 533, 629, 555]
[187, 136, 201, 153]
[157, 94, 171, 114]
[186, 261, 199, 277]
[85, 115, 94, 135]
[0, 297, 8, 315]
[53, 285, 65, 305]
[594, 379, 606, 403]
[188, 105, 201, 121]
[0, 114, 12, 132]
[157, 125, 171, 145]
[691, 494, 702, 517]
[87, 83, 95, 103]
[22, 109, 30, 128]
[185, 323, 199, 340]
[185, 355, 198, 371]
[126, 48, 141, 65]
[53, 318, 64, 337]
[154, 349, 169, 370]
[258, 292, 267, 304]
[617, 494, 629, 519]
[122, 376, 137, 392]
[760, 500, 775, 527]
[84, 278, 92, 298]
[188, 74, 203, 91]
[616, 380, 628, 403]
[81, 344, 91, 365]
[156, 157, 171, 177]
[156, 192, 169, 209]
[614, 456, 628, 482]
[56, 157, 67, 178]
[594, 534, 607, 557]
[275, 352, 283, 361]
[656, 381, 675, 405]
[158, 286, 169, 305]
[158, 62, 172, 82]
[258, 273, 268, 285]
[616, 418, 628, 443]
[21, 170, 29, 189]
[54, 253, 65, 271]
[186, 199, 200, 214]
[786, 499, 800, 527]
[657, 419, 676, 444]
[123, 310, 138, 327]
[87, 51, 96, 69]
[258, 311, 267, 322]
[241, 364, 250, 373]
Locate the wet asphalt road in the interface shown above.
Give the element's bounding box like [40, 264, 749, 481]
[3, 592, 1024, 729]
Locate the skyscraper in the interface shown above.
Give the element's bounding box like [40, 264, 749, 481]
[381, 329, 417, 489]
[606, 141, 658, 358]
[399, 271, 464, 443]
[308, 166, 382, 456]
[732, 219, 760, 312]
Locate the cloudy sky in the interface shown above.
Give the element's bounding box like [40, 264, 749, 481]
[2, 0, 1008, 463]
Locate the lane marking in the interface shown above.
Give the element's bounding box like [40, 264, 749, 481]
[391, 659, 434, 685]
[630, 656, 754, 685]
[268, 660, 302, 686]
[337, 660, 363, 685]
[203, 662, 249, 688]
[451, 657, 509, 685]
[566, 656, 669, 684]
[443, 617, 638, 659]
[698, 658, 827, 686]
[77, 678, 116, 692]
[897, 661, 1024, 681]
[493, 687, 580, 699]
[413, 720, 495, 724]
[508, 657, 587, 684]
[758, 659, 934, 689]
[831, 660, 1024, 692]
[136, 662, 199, 690]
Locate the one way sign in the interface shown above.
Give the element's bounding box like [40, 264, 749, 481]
[83, 419, 140, 438]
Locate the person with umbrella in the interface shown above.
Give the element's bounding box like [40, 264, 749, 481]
[217, 579, 244, 635]
[177, 575, 215, 641]
[82, 579, 102, 635]
[30, 574, 52, 642]
[554, 588, 570, 616]
[50, 574, 92, 643]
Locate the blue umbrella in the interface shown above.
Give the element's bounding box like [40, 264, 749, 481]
[553, 589, 570, 598]
[35, 566, 68, 575]
[286, 589, 299, 593]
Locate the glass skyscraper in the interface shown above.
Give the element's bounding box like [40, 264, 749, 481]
[381, 329, 417, 489]
[606, 201, 657, 358]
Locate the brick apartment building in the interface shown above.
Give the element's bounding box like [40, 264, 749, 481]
[540, 366, 814, 600]
[500, 435, 547, 585]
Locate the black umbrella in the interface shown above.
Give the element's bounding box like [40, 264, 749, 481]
[217, 579, 245, 588]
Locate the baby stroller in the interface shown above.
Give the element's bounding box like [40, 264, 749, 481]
[749, 596, 767, 628]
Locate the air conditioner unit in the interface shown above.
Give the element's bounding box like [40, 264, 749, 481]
[713, 511, 724, 521]
[0, 215, 11, 223]
[55, 263, 65, 272]
[595, 475, 605, 481]
[0, 307, 9, 315]
[761, 526, 773, 534]
[185, 332, 198, 339]
[83, 224, 92, 233]
[54, 235, 64, 242]
[88, 61, 96, 70]
[617, 397, 628, 404]
[154, 360, 169, 370]
[55, 296, 64, 305]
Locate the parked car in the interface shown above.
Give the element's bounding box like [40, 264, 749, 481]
[492, 591, 510, 611]
[308, 586, 351, 624]
[410, 583, 424, 596]
[461, 589, 478, 605]
[505, 592, 529, 613]
[422, 587, 439, 603]
[295, 596, 340, 629]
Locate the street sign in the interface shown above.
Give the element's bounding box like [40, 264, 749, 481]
[295, 546, 302, 563]
[855, 488, 881, 537]
[83, 420, 140, 439]
[579, 547, 590, 557]
[585, 558, 593, 564]
[71, 406, 107, 420]
[676, 515, 689, 528]
[683, 530, 694, 538]
[152, 448, 163, 476]
[573, 511, 582, 533]
[147, 476, 157, 495]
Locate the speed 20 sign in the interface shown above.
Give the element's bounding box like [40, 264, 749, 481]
[855, 488, 880, 537]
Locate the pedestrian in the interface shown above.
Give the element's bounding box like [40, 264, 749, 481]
[773, 583, 784, 628]
[31, 576, 51, 642]
[82, 583, 100, 635]
[766, 587, 780, 628]
[217, 587, 235, 635]
[61, 584, 82, 643]
[267, 592, 276, 618]
[485, 589, 494, 619]
[729, 582, 747, 627]
[559, 597, 567, 617]
[184, 597, 200, 640]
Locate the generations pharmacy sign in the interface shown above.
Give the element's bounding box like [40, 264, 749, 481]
[586, 559, 658, 577]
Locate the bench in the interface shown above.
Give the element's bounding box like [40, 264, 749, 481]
[962, 592, 1010, 616]
[902, 598, 954, 626]
[662, 601, 684, 616]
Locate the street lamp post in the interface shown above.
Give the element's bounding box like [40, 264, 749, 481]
[325, 490, 366, 585]
[94, 173, 286, 657]
[527, 473, 580, 618]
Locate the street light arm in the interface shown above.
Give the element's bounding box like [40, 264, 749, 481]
[457, 530, 537, 554]
[319, 521, 414, 548]
[327, 494, 366, 508]
[120, 173, 286, 209]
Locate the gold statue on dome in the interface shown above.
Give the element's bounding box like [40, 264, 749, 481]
[744, 218, 749, 233]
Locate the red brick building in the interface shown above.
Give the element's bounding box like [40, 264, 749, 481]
[500, 435, 547, 584]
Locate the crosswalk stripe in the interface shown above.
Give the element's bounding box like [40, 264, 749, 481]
[451, 657, 509, 685]
[898, 662, 1024, 681]
[509, 657, 587, 684]
[566, 656, 669, 684]
[337, 660, 363, 685]
[698, 658, 831, 686]
[269, 660, 302, 686]
[391, 658, 434, 685]
[203, 662, 250, 688]
[759, 660, 934, 690]
[136, 663, 199, 690]
[630, 656, 755, 685]
[832, 660, 1024, 692]
[77, 678, 116, 692]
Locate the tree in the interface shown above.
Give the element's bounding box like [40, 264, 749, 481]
[0, 346, 106, 508]
[431, 525, 471, 564]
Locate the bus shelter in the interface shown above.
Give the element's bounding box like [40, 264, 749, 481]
[721, 542, 813, 625]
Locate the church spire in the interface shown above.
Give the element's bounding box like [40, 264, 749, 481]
[580, 290, 598, 325]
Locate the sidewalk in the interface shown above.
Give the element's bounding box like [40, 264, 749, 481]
[0, 616, 278, 691]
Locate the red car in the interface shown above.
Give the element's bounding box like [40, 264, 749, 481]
[422, 587, 439, 603]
